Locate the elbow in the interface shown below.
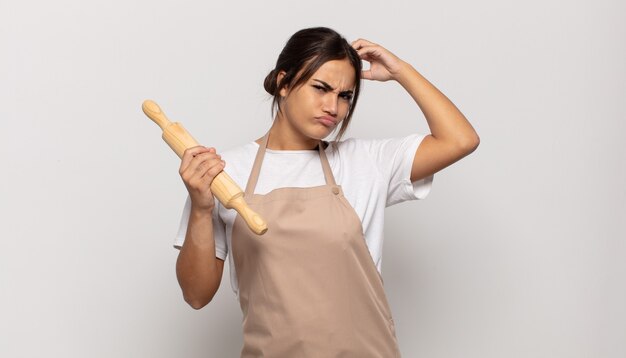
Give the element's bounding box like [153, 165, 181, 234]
[185, 295, 212, 310]
[189, 302, 208, 310]
[183, 289, 216, 310]
[458, 133, 480, 154]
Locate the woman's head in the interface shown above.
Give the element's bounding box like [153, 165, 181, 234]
[263, 27, 362, 142]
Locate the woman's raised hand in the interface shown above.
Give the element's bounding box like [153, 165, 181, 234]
[351, 38, 407, 82]
[179, 146, 225, 212]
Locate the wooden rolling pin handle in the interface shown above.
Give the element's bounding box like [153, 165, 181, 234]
[142, 99, 268, 235]
[142, 100, 170, 130]
[227, 196, 268, 235]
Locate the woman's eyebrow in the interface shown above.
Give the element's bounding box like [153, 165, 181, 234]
[313, 79, 354, 94]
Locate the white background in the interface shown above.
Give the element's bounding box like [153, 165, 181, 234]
[1, 0, 624, 357]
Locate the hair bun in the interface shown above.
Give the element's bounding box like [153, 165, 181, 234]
[263, 69, 278, 95]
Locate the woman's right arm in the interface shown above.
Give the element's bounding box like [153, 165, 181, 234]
[175, 146, 226, 309]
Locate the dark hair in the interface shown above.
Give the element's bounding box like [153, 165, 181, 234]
[263, 27, 362, 143]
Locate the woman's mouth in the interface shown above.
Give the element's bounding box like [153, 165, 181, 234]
[316, 116, 336, 127]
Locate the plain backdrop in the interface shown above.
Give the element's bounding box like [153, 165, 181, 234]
[1, 0, 624, 357]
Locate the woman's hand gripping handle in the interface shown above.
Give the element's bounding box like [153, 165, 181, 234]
[142, 100, 268, 235]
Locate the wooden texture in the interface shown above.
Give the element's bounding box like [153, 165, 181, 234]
[142, 100, 268, 235]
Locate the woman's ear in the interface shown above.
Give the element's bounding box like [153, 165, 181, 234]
[277, 70, 288, 97]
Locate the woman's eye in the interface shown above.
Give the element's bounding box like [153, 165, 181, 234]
[313, 85, 351, 101]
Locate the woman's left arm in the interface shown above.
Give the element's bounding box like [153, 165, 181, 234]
[352, 39, 480, 182]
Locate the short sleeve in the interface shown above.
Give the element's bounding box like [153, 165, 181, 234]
[363, 133, 434, 207]
[173, 195, 228, 260]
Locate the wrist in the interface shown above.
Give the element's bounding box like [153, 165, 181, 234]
[393, 61, 417, 84]
[190, 204, 214, 217]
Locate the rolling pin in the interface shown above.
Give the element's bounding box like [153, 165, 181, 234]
[142, 99, 268, 235]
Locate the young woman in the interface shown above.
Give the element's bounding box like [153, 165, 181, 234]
[173, 27, 479, 357]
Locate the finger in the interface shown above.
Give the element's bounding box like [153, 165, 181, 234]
[184, 157, 221, 189]
[356, 46, 379, 59]
[181, 147, 219, 175]
[200, 159, 226, 181]
[192, 154, 222, 176]
[351, 38, 376, 50]
[361, 69, 373, 80]
[194, 150, 221, 162]
[180, 146, 210, 173]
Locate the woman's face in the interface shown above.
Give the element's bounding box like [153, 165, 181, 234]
[277, 58, 356, 141]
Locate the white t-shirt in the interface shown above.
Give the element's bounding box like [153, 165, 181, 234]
[174, 133, 434, 299]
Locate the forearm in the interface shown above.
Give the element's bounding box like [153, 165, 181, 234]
[176, 206, 221, 309]
[394, 62, 479, 148]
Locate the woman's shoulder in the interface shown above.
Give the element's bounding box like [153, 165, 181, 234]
[330, 133, 425, 152]
[328, 133, 427, 169]
[324, 137, 379, 168]
[326, 136, 360, 151]
[327, 136, 383, 156]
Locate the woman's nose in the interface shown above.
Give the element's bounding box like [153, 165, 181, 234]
[322, 94, 338, 116]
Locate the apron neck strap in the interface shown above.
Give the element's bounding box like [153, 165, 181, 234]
[245, 130, 337, 197]
[318, 138, 336, 186]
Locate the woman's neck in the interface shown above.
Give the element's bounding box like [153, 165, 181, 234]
[255, 119, 321, 150]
